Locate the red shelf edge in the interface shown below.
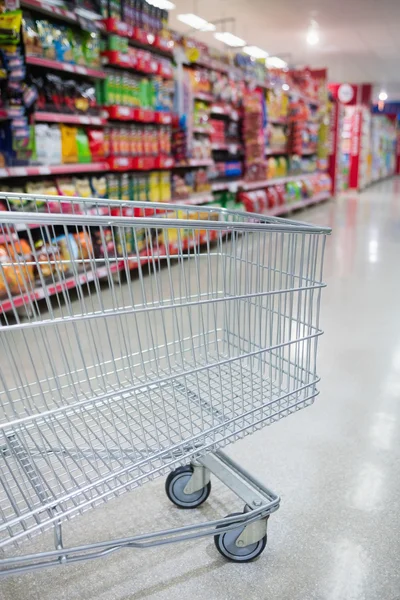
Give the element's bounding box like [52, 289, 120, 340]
[26, 56, 106, 79]
[0, 163, 108, 179]
[35, 112, 107, 126]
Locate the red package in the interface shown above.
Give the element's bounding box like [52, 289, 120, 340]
[87, 129, 105, 161]
[275, 184, 287, 206]
[254, 190, 268, 213]
[267, 187, 279, 208]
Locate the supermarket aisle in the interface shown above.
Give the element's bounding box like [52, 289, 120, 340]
[3, 178, 400, 600]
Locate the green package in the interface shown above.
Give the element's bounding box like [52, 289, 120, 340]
[106, 174, 119, 198]
[83, 31, 100, 68]
[76, 129, 92, 164]
[119, 173, 130, 202]
[69, 30, 85, 65]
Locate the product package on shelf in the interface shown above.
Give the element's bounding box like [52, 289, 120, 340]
[172, 168, 211, 200]
[243, 90, 266, 182]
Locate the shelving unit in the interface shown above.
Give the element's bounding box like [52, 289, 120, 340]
[0, 1, 332, 317]
[0, 163, 108, 179]
[25, 56, 106, 79]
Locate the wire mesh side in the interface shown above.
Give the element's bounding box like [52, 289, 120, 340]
[0, 210, 328, 548]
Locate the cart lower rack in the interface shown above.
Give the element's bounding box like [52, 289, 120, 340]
[0, 193, 330, 574]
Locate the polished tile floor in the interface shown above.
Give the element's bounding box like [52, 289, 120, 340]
[2, 178, 400, 600]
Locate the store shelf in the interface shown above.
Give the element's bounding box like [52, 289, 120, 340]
[193, 92, 215, 102]
[301, 149, 318, 156]
[211, 143, 242, 153]
[0, 249, 157, 316]
[265, 192, 330, 217]
[103, 18, 174, 56]
[0, 237, 226, 315]
[211, 105, 240, 121]
[241, 172, 321, 191]
[265, 147, 288, 156]
[211, 180, 243, 192]
[0, 163, 108, 179]
[26, 56, 106, 79]
[105, 105, 173, 124]
[193, 127, 211, 135]
[108, 156, 174, 171]
[171, 193, 213, 206]
[174, 159, 214, 168]
[35, 112, 107, 126]
[21, 0, 77, 23]
[102, 51, 173, 79]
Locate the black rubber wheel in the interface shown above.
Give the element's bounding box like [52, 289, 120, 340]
[214, 512, 267, 562]
[165, 465, 211, 509]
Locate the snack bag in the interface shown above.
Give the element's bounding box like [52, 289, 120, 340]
[76, 129, 92, 164]
[34, 240, 65, 279]
[61, 125, 78, 163]
[90, 176, 107, 199]
[75, 177, 92, 199]
[73, 231, 93, 260]
[1, 239, 34, 295]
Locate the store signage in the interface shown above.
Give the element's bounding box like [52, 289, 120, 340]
[338, 84, 355, 104]
[351, 111, 361, 156]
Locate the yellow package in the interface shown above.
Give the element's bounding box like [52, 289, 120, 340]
[149, 172, 160, 202]
[56, 178, 77, 197]
[61, 125, 78, 164]
[75, 177, 92, 199]
[159, 170, 171, 202]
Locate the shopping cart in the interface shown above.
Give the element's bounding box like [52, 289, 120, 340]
[0, 192, 331, 574]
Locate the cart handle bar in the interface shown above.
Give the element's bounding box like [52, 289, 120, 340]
[1, 210, 332, 235]
[0, 191, 332, 233]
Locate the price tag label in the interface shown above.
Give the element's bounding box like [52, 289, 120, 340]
[118, 22, 130, 33]
[228, 182, 239, 193]
[63, 64, 74, 72]
[118, 106, 131, 117]
[0, 169, 7, 178]
[76, 66, 87, 75]
[38, 167, 51, 175]
[117, 158, 129, 167]
[12, 167, 27, 176]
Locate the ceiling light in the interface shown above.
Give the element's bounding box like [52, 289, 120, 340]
[147, 0, 175, 8]
[307, 19, 320, 45]
[282, 83, 290, 91]
[177, 13, 216, 31]
[266, 56, 287, 69]
[243, 45, 269, 59]
[214, 32, 246, 47]
[379, 90, 388, 101]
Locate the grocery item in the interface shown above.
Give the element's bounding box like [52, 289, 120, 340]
[61, 125, 78, 164]
[76, 129, 92, 164]
[0, 239, 34, 296]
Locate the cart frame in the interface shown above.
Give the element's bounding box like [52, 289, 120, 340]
[0, 195, 330, 574]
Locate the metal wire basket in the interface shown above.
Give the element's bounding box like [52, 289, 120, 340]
[0, 192, 331, 573]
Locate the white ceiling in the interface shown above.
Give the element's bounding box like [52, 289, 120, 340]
[169, 0, 400, 101]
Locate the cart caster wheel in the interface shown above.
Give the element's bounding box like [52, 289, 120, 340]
[214, 513, 267, 562]
[165, 466, 211, 509]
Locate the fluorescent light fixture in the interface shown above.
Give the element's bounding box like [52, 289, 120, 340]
[177, 13, 215, 31]
[266, 56, 287, 69]
[148, 0, 175, 9]
[307, 19, 320, 45]
[243, 45, 269, 59]
[379, 90, 388, 101]
[214, 32, 246, 47]
[282, 83, 290, 91]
